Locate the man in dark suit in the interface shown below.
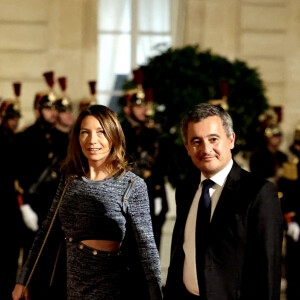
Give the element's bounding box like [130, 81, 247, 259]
[163, 103, 283, 300]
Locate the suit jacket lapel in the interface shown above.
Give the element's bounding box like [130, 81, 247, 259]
[210, 161, 242, 226]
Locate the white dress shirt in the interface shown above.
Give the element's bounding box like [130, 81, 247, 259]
[183, 159, 233, 295]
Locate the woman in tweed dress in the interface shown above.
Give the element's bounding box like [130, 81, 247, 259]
[12, 105, 162, 300]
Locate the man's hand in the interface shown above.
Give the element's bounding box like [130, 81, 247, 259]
[20, 204, 39, 232]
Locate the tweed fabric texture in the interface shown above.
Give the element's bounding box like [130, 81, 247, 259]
[17, 171, 162, 299]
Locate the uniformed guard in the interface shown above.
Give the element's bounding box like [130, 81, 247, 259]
[0, 85, 24, 299]
[14, 72, 61, 259]
[51, 76, 74, 179]
[280, 125, 300, 300]
[120, 68, 168, 251]
[0, 99, 21, 131]
[250, 123, 288, 187]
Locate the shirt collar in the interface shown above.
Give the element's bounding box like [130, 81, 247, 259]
[200, 159, 233, 187]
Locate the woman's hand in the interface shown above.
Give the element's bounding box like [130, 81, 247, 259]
[12, 284, 29, 300]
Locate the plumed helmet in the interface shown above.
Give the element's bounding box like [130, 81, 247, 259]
[0, 99, 21, 119]
[35, 92, 56, 110]
[121, 86, 148, 107]
[294, 125, 300, 144]
[127, 91, 147, 106]
[79, 98, 97, 112]
[34, 71, 57, 110]
[131, 67, 146, 105]
[55, 76, 72, 112]
[34, 91, 48, 109]
[55, 97, 72, 112]
[264, 125, 282, 138]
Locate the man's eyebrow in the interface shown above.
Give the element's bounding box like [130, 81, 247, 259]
[190, 133, 220, 141]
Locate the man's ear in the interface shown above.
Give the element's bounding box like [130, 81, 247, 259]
[229, 132, 236, 150]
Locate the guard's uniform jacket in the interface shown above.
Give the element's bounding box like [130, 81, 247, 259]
[0, 123, 24, 299]
[16, 119, 68, 226]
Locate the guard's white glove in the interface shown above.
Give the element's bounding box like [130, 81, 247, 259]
[154, 197, 162, 216]
[20, 204, 39, 232]
[287, 221, 300, 242]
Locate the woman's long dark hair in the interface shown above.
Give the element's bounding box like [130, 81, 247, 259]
[62, 105, 130, 180]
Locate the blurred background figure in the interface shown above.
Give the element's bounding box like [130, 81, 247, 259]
[250, 124, 288, 188]
[249, 108, 291, 298]
[32, 91, 51, 123]
[280, 125, 300, 300]
[50, 76, 74, 190]
[12, 73, 73, 300]
[0, 84, 24, 299]
[78, 80, 97, 112]
[14, 71, 63, 266]
[0, 99, 21, 132]
[119, 68, 168, 252]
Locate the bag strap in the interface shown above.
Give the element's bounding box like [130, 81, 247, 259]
[23, 181, 69, 294]
[122, 178, 136, 215]
[49, 237, 64, 286]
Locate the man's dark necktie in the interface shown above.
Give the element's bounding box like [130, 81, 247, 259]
[196, 179, 214, 294]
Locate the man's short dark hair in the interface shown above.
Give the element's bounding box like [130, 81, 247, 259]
[181, 103, 234, 143]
